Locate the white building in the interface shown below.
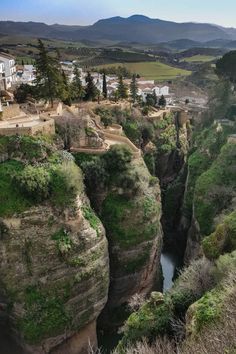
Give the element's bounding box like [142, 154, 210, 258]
[0, 53, 16, 89]
[16, 65, 36, 85]
[0, 61, 5, 90]
[138, 85, 170, 103]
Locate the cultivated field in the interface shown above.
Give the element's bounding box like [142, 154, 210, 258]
[181, 55, 218, 63]
[96, 61, 191, 81]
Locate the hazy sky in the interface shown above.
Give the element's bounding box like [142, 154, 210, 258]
[1, 0, 236, 27]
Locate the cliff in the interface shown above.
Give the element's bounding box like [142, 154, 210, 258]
[76, 145, 163, 329]
[0, 135, 109, 354]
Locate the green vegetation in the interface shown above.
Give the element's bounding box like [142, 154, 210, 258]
[50, 161, 83, 207]
[0, 136, 83, 216]
[96, 61, 191, 81]
[194, 143, 236, 235]
[52, 228, 72, 255]
[194, 290, 223, 331]
[202, 211, 236, 259]
[19, 285, 71, 344]
[121, 298, 172, 346]
[181, 55, 217, 63]
[16, 165, 50, 201]
[82, 206, 100, 236]
[0, 160, 33, 216]
[102, 194, 158, 249]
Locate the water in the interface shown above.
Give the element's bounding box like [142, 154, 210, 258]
[161, 250, 182, 292]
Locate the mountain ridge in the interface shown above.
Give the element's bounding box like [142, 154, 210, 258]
[0, 15, 236, 43]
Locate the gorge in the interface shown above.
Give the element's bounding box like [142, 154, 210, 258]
[1, 81, 236, 354]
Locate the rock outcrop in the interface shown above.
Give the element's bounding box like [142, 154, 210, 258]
[0, 135, 109, 354]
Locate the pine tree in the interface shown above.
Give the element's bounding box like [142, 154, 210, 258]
[102, 72, 108, 99]
[35, 39, 65, 107]
[71, 64, 84, 101]
[84, 72, 98, 101]
[158, 95, 167, 107]
[117, 75, 128, 99]
[130, 74, 138, 103]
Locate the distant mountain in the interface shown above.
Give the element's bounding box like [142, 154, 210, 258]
[0, 16, 236, 44]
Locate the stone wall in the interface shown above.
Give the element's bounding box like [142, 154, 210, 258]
[0, 117, 55, 137]
[2, 104, 22, 120]
[103, 131, 141, 158]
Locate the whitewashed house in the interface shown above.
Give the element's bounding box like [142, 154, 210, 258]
[16, 65, 36, 85]
[0, 53, 16, 89]
[0, 61, 5, 90]
[138, 84, 170, 104]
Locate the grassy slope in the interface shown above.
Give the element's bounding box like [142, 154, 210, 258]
[95, 61, 191, 81]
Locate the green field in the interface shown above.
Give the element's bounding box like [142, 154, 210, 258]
[181, 55, 218, 63]
[95, 61, 191, 81]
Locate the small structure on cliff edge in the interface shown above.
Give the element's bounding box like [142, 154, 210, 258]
[0, 102, 60, 137]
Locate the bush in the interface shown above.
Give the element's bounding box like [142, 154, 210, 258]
[194, 291, 223, 331]
[0, 160, 33, 216]
[203, 211, 236, 259]
[50, 161, 83, 207]
[102, 145, 132, 174]
[16, 165, 50, 201]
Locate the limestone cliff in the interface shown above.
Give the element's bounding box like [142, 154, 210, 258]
[0, 135, 109, 354]
[76, 147, 163, 329]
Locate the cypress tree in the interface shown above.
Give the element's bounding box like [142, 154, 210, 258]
[35, 39, 65, 107]
[117, 75, 128, 99]
[102, 72, 108, 99]
[71, 64, 84, 101]
[158, 95, 167, 107]
[130, 74, 138, 103]
[85, 72, 98, 101]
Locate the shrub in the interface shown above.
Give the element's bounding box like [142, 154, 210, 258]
[194, 291, 223, 331]
[50, 161, 83, 207]
[0, 160, 33, 216]
[203, 211, 236, 259]
[102, 145, 132, 174]
[16, 165, 50, 201]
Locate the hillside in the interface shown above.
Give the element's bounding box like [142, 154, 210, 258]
[0, 15, 236, 44]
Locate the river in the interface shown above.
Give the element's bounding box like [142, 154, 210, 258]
[161, 249, 182, 292]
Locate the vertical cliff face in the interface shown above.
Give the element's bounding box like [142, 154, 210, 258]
[183, 124, 236, 262]
[77, 149, 163, 328]
[0, 195, 109, 354]
[0, 136, 110, 354]
[101, 158, 163, 311]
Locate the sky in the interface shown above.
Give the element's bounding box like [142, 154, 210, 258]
[1, 0, 236, 28]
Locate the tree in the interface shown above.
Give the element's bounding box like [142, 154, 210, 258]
[146, 94, 155, 107]
[102, 72, 108, 99]
[84, 72, 98, 101]
[102, 145, 132, 173]
[152, 89, 158, 106]
[14, 84, 37, 103]
[159, 95, 167, 107]
[130, 74, 138, 103]
[35, 39, 66, 107]
[216, 51, 236, 84]
[117, 75, 128, 99]
[61, 70, 72, 106]
[71, 64, 84, 101]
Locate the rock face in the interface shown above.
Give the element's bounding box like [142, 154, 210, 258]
[95, 158, 163, 327]
[0, 194, 109, 354]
